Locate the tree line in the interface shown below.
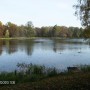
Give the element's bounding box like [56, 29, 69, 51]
[0, 21, 88, 38]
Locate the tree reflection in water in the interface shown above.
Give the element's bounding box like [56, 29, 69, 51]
[0, 39, 34, 56]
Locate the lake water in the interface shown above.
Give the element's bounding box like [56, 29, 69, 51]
[0, 38, 90, 72]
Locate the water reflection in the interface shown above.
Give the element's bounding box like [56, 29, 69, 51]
[5, 40, 18, 54]
[24, 40, 34, 55]
[0, 38, 90, 72]
[0, 38, 90, 55]
[0, 39, 34, 56]
[0, 40, 3, 55]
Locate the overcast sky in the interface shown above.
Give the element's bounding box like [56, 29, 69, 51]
[0, 0, 81, 27]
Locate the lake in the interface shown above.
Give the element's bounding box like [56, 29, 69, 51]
[0, 38, 90, 72]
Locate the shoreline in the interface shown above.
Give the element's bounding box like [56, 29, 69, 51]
[0, 37, 87, 40]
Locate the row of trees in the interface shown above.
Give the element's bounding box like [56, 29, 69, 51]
[0, 1, 90, 38]
[35, 26, 84, 38]
[0, 21, 35, 38]
[0, 21, 85, 38]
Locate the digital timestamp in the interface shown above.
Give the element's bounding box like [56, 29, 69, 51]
[0, 81, 15, 85]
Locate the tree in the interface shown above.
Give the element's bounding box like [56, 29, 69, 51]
[35, 27, 41, 37]
[51, 25, 61, 37]
[6, 22, 18, 37]
[5, 30, 9, 38]
[83, 26, 90, 37]
[25, 21, 35, 37]
[0, 21, 4, 37]
[40, 27, 49, 37]
[18, 25, 27, 37]
[59, 26, 68, 37]
[74, 0, 90, 27]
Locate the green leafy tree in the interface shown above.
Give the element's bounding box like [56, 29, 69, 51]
[40, 27, 49, 37]
[51, 25, 61, 37]
[5, 30, 9, 38]
[83, 26, 90, 37]
[25, 21, 35, 37]
[0, 21, 4, 37]
[6, 22, 18, 37]
[74, 0, 90, 27]
[59, 26, 68, 37]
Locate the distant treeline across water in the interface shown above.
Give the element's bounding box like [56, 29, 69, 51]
[0, 21, 90, 38]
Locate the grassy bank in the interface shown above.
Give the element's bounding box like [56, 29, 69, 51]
[0, 63, 90, 90]
[0, 37, 83, 40]
[0, 72, 90, 90]
[0, 63, 59, 83]
[0, 37, 37, 40]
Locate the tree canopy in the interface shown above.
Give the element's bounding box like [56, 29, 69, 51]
[74, 0, 90, 27]
[0, 21, 84, 38]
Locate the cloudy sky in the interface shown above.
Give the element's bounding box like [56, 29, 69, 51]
[0, 0, 81, 27]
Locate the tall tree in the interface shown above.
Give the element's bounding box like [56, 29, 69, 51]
[74, 0, 90, 27]
[25, 21, 35, 37]
[6, 22, 18, 37]
[40, 27, 49, 37]
[5, 30, 9, 38]
[51, 25, 61, 37]
[0, 21, 4, 37]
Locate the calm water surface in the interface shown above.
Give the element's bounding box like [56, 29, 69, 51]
[0, 38, 90, 72]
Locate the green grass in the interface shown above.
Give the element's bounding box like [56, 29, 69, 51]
[0, 37, 76, 40]
[0, 72, 90, 90]
[0, 37, 37, 40]
[0, 63, 59, 83]
[0, 64, 90, 90]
